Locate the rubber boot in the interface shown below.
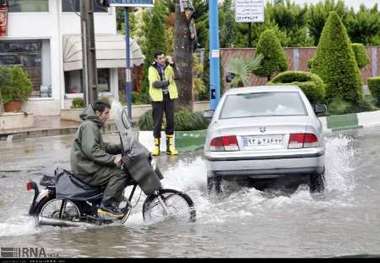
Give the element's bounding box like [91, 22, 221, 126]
[166, 134, 178, 155]
[152, 138, 160, 156]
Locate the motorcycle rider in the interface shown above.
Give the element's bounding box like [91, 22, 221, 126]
[70, 100, 127, 219]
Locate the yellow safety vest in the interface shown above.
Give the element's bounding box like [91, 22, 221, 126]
[148, 64, 178, 102]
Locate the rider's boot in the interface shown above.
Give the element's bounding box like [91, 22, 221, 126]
[97, 202, 124, 219]
[166, 134, 178, 155]
[152, 137, 160, 156]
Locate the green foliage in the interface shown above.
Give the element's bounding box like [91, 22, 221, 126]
[226, 54, 263, 87]
[141, 2, 168, 97]
[71, 97, 85, 109]
[265, 0, 313, 47]
[220, 0, 236, 48]
[327, 97, 353, 114]
[307, 0, 348, 46]
[138, 109, 209, 131]
[351, 43, 370, 69]
[253, 29, 288, 80]
[192, 53, 206, 100]
[132, 91, 150, 105]
[0, 65, 32, 104]
[270, 71, 326, 104]
[346, 4, 380, 45]
[310, 11, 363, 106]
[368, 77, 380, 107]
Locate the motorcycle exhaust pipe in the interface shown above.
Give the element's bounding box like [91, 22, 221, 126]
[38, 216, 95, 228]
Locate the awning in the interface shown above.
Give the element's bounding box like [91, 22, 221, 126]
[62, 34, 144, 71]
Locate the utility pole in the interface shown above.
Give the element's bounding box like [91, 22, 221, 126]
[80, 0, 98, 105]
[209, 0, 221, 110]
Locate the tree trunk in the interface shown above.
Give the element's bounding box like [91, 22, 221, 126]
[173, 3, 193, 111]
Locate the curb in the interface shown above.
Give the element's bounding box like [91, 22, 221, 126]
[139, 110, 380, 152]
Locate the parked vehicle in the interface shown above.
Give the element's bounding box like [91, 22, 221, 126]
[203, 85, 327, 193]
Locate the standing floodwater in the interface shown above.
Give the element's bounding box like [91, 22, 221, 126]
[0, 128, 379, 257]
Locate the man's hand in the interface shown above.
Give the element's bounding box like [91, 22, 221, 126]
[114, 154, 122, 167]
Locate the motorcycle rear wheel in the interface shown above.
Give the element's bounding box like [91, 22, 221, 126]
[38, 199, 81, 222]
[142, 189, 196, 224]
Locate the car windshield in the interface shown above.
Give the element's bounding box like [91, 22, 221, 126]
[220, 91, 307, 119]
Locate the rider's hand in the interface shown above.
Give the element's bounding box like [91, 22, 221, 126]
[114, 154, 122, 167]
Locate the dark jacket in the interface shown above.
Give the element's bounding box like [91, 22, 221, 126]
[70, 105, 122, 176]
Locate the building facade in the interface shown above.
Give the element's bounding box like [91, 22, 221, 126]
[0, 0, 143, 115]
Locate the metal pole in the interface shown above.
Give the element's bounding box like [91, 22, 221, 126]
[125, 7, 132, 120]
[80, 0, 98, 105]
[80, 0, 89, 105]
[208, 0, 220, 111]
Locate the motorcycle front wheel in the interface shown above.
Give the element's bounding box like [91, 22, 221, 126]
[142, 189, 196, 224]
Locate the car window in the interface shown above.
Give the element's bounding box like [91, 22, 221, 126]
[220, 91, 307, 119]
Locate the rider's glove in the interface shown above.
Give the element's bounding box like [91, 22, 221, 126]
[114, 154, 122, 168]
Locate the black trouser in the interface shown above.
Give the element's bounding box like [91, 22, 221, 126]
[152, 93, 175, 139]
[76, 167, 128, 206]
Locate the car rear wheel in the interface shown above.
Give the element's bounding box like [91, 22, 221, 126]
[309, 170, 325, 193]
[207, 176, 222, 195]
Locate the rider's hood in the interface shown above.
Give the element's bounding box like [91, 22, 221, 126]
[80, 105, 103, 127]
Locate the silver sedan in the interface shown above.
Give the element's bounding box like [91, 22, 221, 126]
[203, 85, 326, 193]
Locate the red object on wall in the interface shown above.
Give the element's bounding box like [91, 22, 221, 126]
[0, 2, 8, 37]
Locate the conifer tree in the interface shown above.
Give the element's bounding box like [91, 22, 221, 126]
[310, 11, 363, 104]
[253, 29, 288, 80]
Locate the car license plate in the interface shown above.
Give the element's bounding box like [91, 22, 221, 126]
[242, 135, 284, 148]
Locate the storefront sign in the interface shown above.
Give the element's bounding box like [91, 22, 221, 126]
[235, 0, 264, 23]
[110, 0, 153, 7]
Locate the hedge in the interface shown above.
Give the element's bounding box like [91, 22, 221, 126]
[351, 43, 370, 69]
[368, 77, 380, 106]
[269, 71, 326, 104]
[138, 109, 209, 131]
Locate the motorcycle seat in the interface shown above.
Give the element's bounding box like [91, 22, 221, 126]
[54, 168, 103, 201]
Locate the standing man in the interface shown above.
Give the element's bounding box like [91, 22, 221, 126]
[71, 100, 127, 219]
[148, 50, 179, 156]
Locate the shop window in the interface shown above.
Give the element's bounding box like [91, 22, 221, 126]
[0, 39, 51, 97]
[65, 69, 110, 94]
[62, 0, 108, 12]
[8, 0, 49, 12]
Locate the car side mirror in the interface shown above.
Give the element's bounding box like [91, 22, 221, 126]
[203, 109, 214, 121]
[314, 104, 327, 116]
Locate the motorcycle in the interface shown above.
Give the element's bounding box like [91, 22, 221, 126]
[26, 102, 196, 227]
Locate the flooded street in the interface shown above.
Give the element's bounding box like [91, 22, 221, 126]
[0, 128, 380, 258]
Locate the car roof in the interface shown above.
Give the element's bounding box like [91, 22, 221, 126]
[224, 85, 302, 95]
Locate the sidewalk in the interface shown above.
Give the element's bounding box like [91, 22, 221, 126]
[2, 110, 380, 152]
[0, 116, 80, 141]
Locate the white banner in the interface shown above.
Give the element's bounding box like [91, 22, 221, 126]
[235, 0, 264, 23]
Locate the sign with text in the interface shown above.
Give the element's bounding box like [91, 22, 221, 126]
[235, 0, 264, 23]
[110, 0, 153, 7]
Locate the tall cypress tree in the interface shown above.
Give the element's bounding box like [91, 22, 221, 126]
[310, 11, 363, 105]
[141, 2, 167, 98]
[253, 29, 288, 80]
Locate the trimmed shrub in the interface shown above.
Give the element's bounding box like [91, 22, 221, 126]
[0, 65, 32, 104]
[269, 71, 326, 104]
[71, 97, 85, 108]
[310, 11, 363, 106]
[368, 77, 380, 106]
[351, 43, 370, 69]
[252, 29, 288, 80]
[138, 109, 209, 131]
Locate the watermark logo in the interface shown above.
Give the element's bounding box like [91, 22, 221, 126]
[1, 247, 59, 258]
